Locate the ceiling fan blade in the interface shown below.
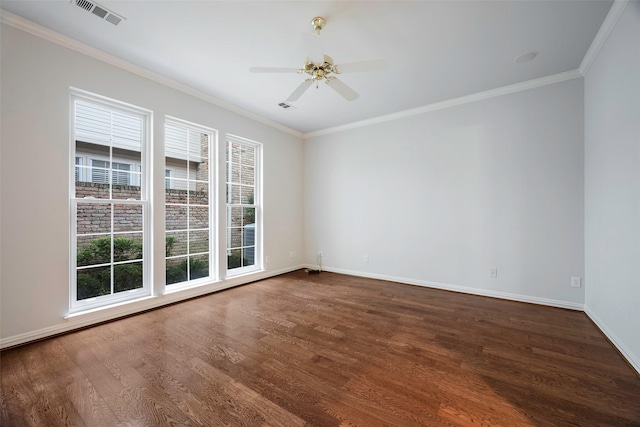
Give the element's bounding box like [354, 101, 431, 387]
[301, 32, 324, 63]
[286, 80, 313, 102]
[326, 78, 359, 101]
[249, 67, 300, 73]
[334, 59, 388, 74]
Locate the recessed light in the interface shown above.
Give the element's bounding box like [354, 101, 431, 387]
[515, 51, 538, 63]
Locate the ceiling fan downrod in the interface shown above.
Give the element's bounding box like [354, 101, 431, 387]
[310, 16, 326, 35]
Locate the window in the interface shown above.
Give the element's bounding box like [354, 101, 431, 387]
[226, 135, 261, 275]
[164, 118, 216, 287]
[165, 170, 173, 189]
[112, 162, 133, 185]
[70, 90, 266, 313]
[89, 159, 133, 185]
[70, 91, 150, 313]
[75, 157, 83, 182]
[89, 159, 109, 184]
[75, 153, 141, 186]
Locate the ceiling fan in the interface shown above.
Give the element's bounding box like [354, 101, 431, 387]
[249, 16, 387, 102]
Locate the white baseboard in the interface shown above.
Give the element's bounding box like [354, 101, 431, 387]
[0, 265, 305, 350]
[584, 308, 640, 376]
[313, 265, 584, 311]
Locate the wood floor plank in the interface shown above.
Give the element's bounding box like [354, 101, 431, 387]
[2, 270, 640, 426]
[0, 351, 44, 427]
[189, 356, 306, 427]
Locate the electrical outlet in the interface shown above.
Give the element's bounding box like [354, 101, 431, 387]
[571, 276, 582, 288]
[289, 251, 296, 258]
[490, 268, 498, 278]
[363, 255, 369, 263]
[318, 251, 323, 257]
[265, 256, 270, 264]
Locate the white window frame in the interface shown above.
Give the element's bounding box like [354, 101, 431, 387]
[164, 116, 217, 291]
[69, 89, 152, 314]
[226, 134, 262, 277]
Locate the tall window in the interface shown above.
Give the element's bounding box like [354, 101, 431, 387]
[70, 92, 150, 312]
[165, 118, 215, 286]
[226, 135, 261, 275]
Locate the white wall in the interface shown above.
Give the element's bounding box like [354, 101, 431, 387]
[305, 79, 585, 307]
[584, 2, 640, 373]
[0, 24, 305, 344]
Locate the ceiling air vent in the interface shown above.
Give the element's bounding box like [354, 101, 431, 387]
[73, 0, 125, 26]
[278, 102, 294, 109]
[104, 13, 122, 26]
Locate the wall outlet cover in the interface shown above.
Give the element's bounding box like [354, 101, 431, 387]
[571, 276, 582, 288]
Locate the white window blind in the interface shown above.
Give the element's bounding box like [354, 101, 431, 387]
[75, 101, 143, 152]
[165, 122, 203, 162]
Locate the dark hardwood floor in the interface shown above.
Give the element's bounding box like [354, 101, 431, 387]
[2, 270, 639, 426]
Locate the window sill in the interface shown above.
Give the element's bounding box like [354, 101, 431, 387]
[65, 295, 157, 320]
[163, 277, 221, 295]
[226, 267, 263, 280]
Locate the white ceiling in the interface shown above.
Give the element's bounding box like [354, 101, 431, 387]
[1, 0, 613, 135]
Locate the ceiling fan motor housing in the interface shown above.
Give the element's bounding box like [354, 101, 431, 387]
[303, 55, 335, 81]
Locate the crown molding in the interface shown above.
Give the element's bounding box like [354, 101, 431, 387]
[304, 69, 582, 139]
[579, 0, 629, 75]
[0, 9, 304, 139]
